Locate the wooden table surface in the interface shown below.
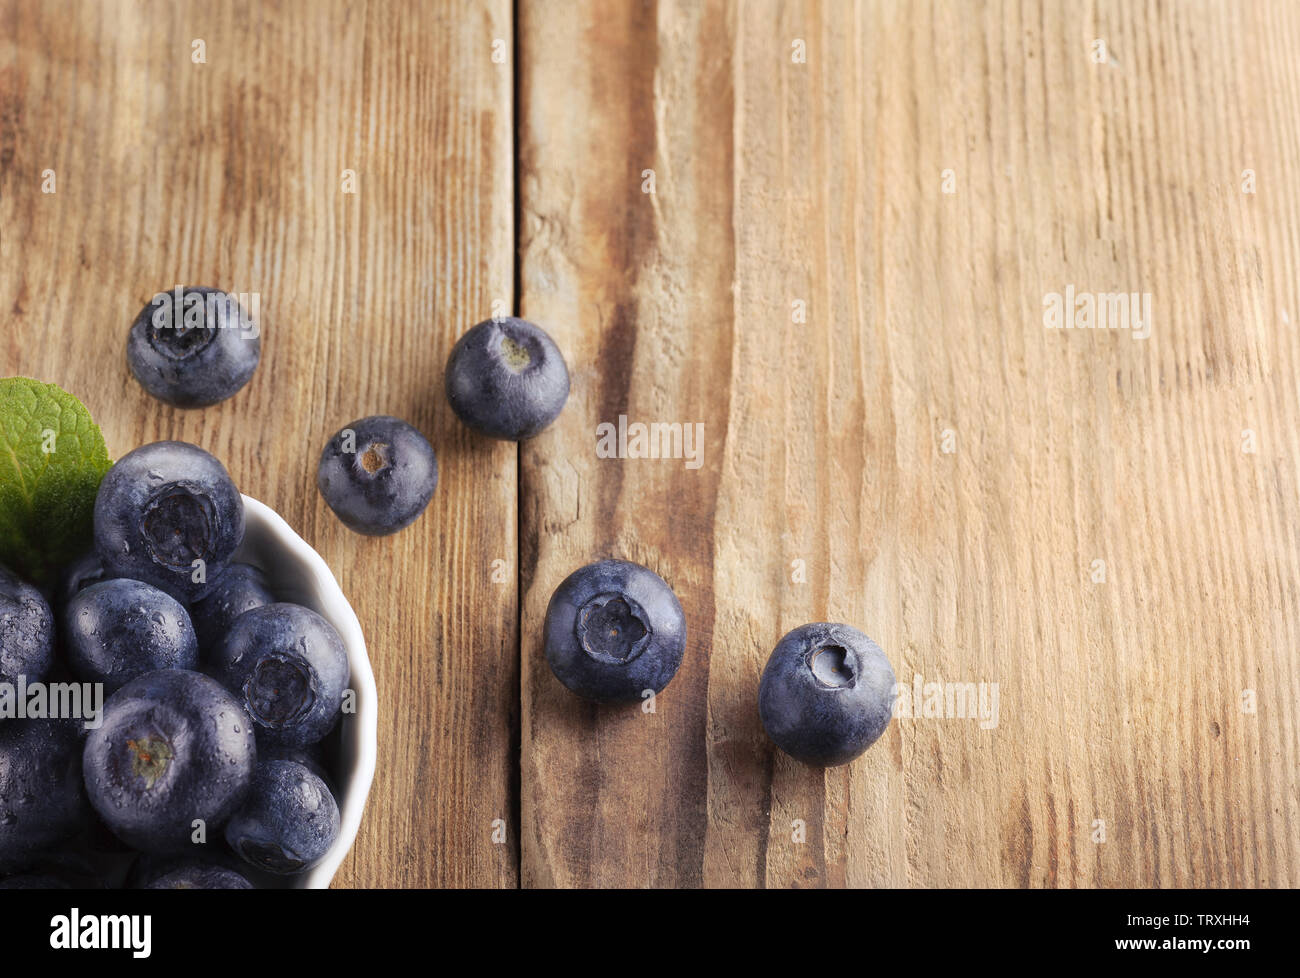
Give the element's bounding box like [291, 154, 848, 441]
[2, 0, 1297, 888]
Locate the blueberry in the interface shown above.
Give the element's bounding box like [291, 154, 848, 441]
[225, 760, 340, 875]
[82, 805, 137, 856]
[0, 719, 90, 872]
[64, 579, 199, 694]
[543, 559, 687, 703]
[0, 565, 54, 688]
[316, 416, 438, 536]
[83, 669, 256, 854]
[137, 859, 253, 890]
[54, 550, 109, 611]
[758, 623, 896, 767]
[126, 287, 261, 408]
[209, 604, 349, 749]
[189, 562, 274, 656]
[259, 743, 335, 795]
[125, 851, 244, 887]
[445, 317, 570, 440]
[93, 441, 244, 603]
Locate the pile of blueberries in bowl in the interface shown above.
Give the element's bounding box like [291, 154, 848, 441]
[0, 440, 369, 889]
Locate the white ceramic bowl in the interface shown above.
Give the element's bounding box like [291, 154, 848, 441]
[235, 496, 376, 888]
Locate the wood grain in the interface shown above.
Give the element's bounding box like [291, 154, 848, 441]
[0, 0, 517, 887]
[517, 0, 730, 887]
[3, 0, 1299, 890]
[518, 0, 1300, 887]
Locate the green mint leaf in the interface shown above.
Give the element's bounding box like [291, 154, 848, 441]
[0, 378, 112, 586]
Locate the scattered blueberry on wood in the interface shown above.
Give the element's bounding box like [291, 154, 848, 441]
[126, 287, 261, 408]
[544, 558, 687, 704]
[758, 623, 895, 767]
[317, 415, 438, 536]
[445, 317, 570, 441]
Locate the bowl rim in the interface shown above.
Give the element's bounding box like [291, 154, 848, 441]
[239, 495, 377, 888]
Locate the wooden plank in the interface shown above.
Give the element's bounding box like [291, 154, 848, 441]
[519, 0, 1300, 887]
[517, 0, 730, 887]
[0, 0, 517, 887]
